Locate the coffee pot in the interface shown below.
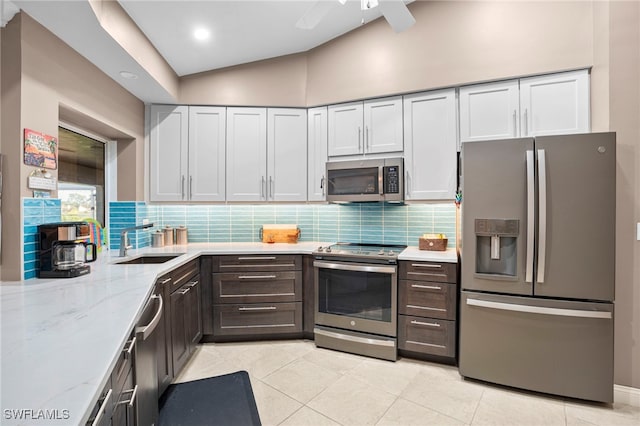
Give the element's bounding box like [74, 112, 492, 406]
[38, 222, 97, 278]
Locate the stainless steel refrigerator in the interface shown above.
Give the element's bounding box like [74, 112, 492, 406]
[459, 132, 615, 403]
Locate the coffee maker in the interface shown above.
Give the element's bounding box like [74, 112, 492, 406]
[38, 222, 97, 278]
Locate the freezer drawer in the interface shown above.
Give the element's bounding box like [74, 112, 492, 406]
[459, 292, 613, 403]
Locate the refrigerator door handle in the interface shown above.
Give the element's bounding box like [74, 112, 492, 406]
[466, 298, 612, 319]
[525, 150, 535, 283]
[537, 149, 547, 283]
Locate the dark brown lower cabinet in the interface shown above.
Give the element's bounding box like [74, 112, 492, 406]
[155, 277, 173, 397]
[170, 277, 202, 375]
[398, 315, 456, 358]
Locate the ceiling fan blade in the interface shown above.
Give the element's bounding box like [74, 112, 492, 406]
[296, 1, 339, 30]
[378, 0, 416, 33]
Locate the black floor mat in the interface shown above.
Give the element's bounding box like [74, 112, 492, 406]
[159, 371, 261, 426]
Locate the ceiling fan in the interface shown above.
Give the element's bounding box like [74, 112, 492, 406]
[296, 0, 416, 33]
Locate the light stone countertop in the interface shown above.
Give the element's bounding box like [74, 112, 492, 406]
[0, 242, 456, 425]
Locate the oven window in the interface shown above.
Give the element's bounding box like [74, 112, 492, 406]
[317, 268, 392, 322]
[327, 167, 379, 195]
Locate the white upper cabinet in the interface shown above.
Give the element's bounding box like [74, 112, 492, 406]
[307, 107, 328, 202]
[150, 105, 226, 202]
[328, 96, 403, 157]
[363, 96, 404, 154]
[226, 107, 306, 202]
[403, 89, 458, 200]
[519, 70, 590, 137]
[327, 101, 363, 156]
[459, 80, 520, 143]
[188, 107, 226, 201]
[460, 70, 590, 143]
[149, 105, 190, 202]
[226, 107, 268, 201]
[267, 108, 307, 202]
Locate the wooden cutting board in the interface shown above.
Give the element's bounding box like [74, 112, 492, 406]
[261, 224, 300, 243]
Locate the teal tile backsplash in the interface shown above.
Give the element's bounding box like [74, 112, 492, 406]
[22, 198, 62, 279]
[109, 202, 457, 250]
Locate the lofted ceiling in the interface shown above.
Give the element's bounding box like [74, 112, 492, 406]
[11, 0, 414, 103]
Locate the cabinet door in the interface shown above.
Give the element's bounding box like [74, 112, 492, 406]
[520, 70, 590, 137]
[186, 279, 202, 349]
[307, 107, 328, 201]
[226, 107, 267, 201]
[459, 80, 520, 142]
[328, 101, 363, 156]
[188, 106, 226, 201]
[363, 96, 403, 154]
[155, 278, 173, 396]
[403, 89, 457, 200]
[267, 108, 307, 201]
[170, 288, 190, 376]
[149, 105, 189, 201]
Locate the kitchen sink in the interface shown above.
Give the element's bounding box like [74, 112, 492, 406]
[115, 254, 184, 265]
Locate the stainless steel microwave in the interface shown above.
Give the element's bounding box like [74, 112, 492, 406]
[326, 157, 403, 203]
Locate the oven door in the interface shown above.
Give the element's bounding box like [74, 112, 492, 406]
[314, 260, 397, 337]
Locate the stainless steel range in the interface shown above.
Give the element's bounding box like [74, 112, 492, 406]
[313, 243, 406, 361]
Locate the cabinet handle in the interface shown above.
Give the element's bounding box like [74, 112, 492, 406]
[405, 171, 410, 198]
[159, 277, 172, 285]
[410, 320, 441, 327]
[188, 280, 199, 287]
[513, 110, 517, 137]
[91, 388, 113, 426]
[136, 295, 164, 340]
[269, 176, 274, 199]
[411, 263, 443, 269]
[410, 284, 442, 290]
[237, 275, 277, 280]
[237, 256, 277, 261]
[181, 175, 185, 200]
[260, 176, 265, 199]
[524, 109, 529, 136]
[123, 336, 136, 360]
[365, 126, 369, 151]
[178, 288, 190, 295]
[189, 175, 193, 199]
[238, 306, 277, 311]
[117, 385, 138, 408]
[358, 127, 361, 151]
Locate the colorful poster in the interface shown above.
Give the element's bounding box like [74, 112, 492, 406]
[24, 128, 57, 169]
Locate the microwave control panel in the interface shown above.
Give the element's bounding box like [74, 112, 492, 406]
[383, 166, 400, 194]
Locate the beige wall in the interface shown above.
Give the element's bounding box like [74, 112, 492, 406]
[0, 13, 145, 280]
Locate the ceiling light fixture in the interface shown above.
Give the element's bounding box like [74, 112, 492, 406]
[193, 27, 210, 41]
[119, 71, 138, 80]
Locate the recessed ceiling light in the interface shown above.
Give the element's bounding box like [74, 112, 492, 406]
[193, 27, 210, 41]
[119, 71, 138, 80]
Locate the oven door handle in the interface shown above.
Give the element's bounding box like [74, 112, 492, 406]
[313, 260, 396, 274]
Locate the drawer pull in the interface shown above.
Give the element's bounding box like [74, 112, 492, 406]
[408, 272, 448, 279]
[237, 256, 277, 261]
[238, 306, 277, 311]
[411, 263, 443, 269]
[123, 336, 136, 360]
[406, 340, 446, 349]
[410, 284, 442, 290]
[407, 304, 446, 312]
[117, 385, 138, 408]
[237, 275, 278, 280]
[177, 288, 190, 295]
[91, 388, 113, 426]
[188, 280, 199, 287]
[159, 278, 172, 284]
[410, 320, 441, 327]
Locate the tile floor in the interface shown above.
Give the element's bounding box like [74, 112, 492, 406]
[174, 340, 640, 426]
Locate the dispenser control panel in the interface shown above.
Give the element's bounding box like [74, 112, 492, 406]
[474, 219, 519, 236]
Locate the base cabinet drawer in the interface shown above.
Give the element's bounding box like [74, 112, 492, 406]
[213, 302, 302, 336]
[400, 261, 457, 283]
[398, 315, 455, 357]
[216, 255, 302, 272]
[213, 271, 302, 304]
[399, 280, 456, 320]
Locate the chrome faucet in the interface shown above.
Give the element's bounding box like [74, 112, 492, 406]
[119, 223, 154, 257]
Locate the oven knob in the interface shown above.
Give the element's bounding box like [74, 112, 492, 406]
[350, 320, 356, 326]
[326, 246, 332, 253]
[317, 246, 324, 252]
[388, 250, 395, 256]
[378, 249, 385, 255]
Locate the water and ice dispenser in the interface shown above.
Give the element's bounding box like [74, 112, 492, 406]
[475, 219, 519, 279]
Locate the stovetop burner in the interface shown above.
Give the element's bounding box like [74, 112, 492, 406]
[313, 242, 407, 263]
